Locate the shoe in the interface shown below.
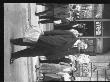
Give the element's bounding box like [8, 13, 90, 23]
[10, 52, 16, 64]
[39, 16, 43, 19]
[10, 39, 21, 45]
[10, 58, 15, 64]
[35, 12, 40, 16]
[10, 39, 14, 44]
[38, 21, 40, 24]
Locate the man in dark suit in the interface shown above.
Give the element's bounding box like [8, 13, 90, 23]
[54, 22, 87, 36]
[10, 30, 87, 64]
[35, 4, 71, 24]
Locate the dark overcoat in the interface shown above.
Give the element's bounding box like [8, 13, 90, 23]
[11, 30, 79, 60]
[36, 30, 79, 59]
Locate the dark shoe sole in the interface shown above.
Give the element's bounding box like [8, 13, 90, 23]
[10, 58, 15, 64]
[10, 52, 15, 64]
[35, 12, 40, 16]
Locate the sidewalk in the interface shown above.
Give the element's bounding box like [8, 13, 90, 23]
[4, 3, 47, 82]
[4, 3, 29, 82]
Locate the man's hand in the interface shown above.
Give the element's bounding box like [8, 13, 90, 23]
[68, 55, 77, 62]
[72, 24, 79, 28]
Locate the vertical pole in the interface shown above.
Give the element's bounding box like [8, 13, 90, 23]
[82, 64, 83, 77]
[94, 20, 95, 37]
[90, 62, 92, 81]
[79, 63, 81, 77]
[105, 69, 107, 81]
[97, 70, 98, 81]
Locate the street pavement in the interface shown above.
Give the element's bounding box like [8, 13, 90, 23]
[4, 3, 50, 82]
[4, 3, 29, 82]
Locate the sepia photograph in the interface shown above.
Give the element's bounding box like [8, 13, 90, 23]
[4, 3, 110, 81]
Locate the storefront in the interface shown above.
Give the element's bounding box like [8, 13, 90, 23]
[75, 4, 110, 55]
[52, 4, 110, 55]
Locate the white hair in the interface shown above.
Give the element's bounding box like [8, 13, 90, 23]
[69, 29, 79, 37]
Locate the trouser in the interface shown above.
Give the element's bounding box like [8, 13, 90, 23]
[10, 38, 36, 46]
[36, 3, 63, 8]
[36, 3, 53, 7]
[54, 24, 72, 30]
[10, 37, 54, 60]
[39, 15, 60, 20]
[40, 57, 71, 64]
[35, 6, 53, 16]
[39, 16, 61, 24]
[35, 3, 63, 16]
